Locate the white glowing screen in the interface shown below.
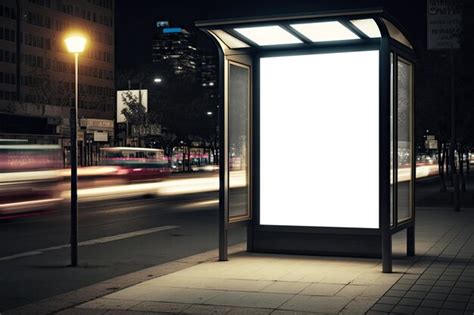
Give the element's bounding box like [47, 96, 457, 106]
[260, 50, 380, 228]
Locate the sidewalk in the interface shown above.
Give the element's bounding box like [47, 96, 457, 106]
[9, 205, 469, 315]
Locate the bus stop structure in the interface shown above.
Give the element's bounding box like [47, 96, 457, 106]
[196, 8, 416, 273]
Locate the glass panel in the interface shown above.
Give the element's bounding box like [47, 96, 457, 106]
[210, 30, 249, 49]
[234, 25, 302, 46]
[259, 51, 379, 228]
[290, 21, 359, 42]
[390, 53, 394, 227]
[397, 58, 413, 222]
[350, 19, 381, 38]
[228, 62, 250, 220]
[382, 18, 413, 49]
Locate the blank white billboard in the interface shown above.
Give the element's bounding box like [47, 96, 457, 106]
[259, 50, 379, 229]
[116, 89, 148, 123]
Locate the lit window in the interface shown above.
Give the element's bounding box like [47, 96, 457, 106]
[234, 25, 302, 46]
[290, 21, 359, 42]
[350, 19, 381, 38]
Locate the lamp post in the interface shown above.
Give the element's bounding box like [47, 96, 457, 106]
[65, 34, 86, 267]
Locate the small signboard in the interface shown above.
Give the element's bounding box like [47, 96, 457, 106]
[427, 0, 463, 50]
[425, 139, 438, 150]
[80, 118, 114, 131]
[93, 131, 108, 142]
[130, 124, 161, 137]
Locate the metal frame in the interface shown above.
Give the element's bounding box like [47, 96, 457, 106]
[227, 60, 252, 223]
[197, 9, 416, 272]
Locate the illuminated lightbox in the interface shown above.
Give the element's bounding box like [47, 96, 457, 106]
[260, 50, 379, 229]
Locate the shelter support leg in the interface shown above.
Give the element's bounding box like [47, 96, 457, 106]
[407, 226, 415, 257]
[246, 223, 253, 252]
[219, 226, 228, 261]
[382, 233, 392, 273]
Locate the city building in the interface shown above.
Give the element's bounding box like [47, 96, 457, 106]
[0, 0, 115, 164]
[152, 21, 198, 76]
[200, 53, 216, 90]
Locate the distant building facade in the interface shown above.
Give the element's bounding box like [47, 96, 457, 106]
[0, 0, 115, 159]
[152, 21, 218, 100]
[152, 22, 198, 76]
[199, 53, 217, 101]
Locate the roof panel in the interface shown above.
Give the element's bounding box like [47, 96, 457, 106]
[349, 19, 381, 38]
[290, 21, 359, 42]
[382, 18, 413, 49]
[210, 30, 250, 49]
[234, 25, 302, 46]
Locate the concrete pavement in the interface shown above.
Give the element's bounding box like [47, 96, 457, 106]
[7, 205, 473, 315]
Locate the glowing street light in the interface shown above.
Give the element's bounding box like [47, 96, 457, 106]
[65, 33, 87, 267]
[65, 35, 87, 54]
[154, 77, 162, 83]
[206, 111, 213, 116]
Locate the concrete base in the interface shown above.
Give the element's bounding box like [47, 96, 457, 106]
[250, 231, 382, 258]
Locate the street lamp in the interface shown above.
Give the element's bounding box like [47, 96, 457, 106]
[65, 34, 87, 267]
[154, 77, 162, 83]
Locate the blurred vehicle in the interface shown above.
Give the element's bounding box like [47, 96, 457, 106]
[59, 165, 127, 190]
[100, 147, 171, 182]
[0, 144, 63, 216]
[191, 164, 219, 172]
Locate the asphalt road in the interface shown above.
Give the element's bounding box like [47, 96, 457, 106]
[0, 191, 246, 311]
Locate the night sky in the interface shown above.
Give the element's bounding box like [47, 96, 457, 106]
[115, 0, 426, 70]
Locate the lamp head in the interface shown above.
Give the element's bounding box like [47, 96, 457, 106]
[65, 35, 87, 54]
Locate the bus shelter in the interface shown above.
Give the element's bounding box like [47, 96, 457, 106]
[196, 9, 415, 273]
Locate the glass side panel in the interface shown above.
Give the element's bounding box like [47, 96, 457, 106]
[350, 19, 381, 38]
[397, 58, 413, 223]
[382, 18, 413, 49]
[210, 30, 250, 49]
[290, 21, 359, 42]
[228, 62, 250, 220]
[234, 25, 302, 46]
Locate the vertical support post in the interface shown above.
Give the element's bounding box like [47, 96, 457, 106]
[218, 51, 228, 261]
[450, 51, 460, 212]
[70, 53, 79, 267]
[407, 225, 415, 256]
[379, 32, 392, 273]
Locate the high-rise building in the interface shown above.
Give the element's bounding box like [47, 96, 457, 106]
[0, 0, 115, 149]
[152, 21, 198, 75]
[200, 54, 216, 88]
[199, 53, 217, 102]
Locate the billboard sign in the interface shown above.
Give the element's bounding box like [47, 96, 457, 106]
[427, 0, 463, 50]
[116, 89, 148, 123]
